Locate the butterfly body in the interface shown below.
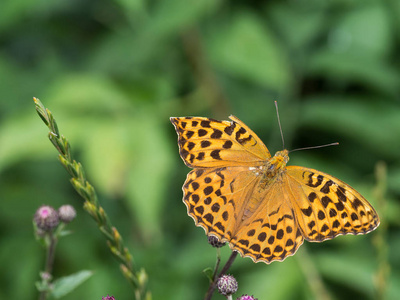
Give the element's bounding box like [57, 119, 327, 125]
[171, 115, 379, 263]
[259, 150, 289, 188]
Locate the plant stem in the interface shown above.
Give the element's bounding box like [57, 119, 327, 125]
[38, 233, 58, 300]
[373, 161, 389, 300]
[296, 246, 332, 300]
[204, 251, 238, 300]
[210, 248, 221, 285]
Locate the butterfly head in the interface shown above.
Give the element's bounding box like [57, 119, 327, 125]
[267, 149, 289, 172]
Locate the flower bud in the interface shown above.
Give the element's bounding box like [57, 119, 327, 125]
[102, 295, 115, 300]
[58, 205, 76, 223]
[34, 205, 59, 231]
[208, 235, 226, 248]
[217, 274, 238, 296]
[237, 295, 258, 300]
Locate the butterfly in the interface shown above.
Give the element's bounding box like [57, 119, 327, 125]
[170, 115, 380, 263]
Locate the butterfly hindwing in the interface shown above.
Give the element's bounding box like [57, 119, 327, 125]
[229, 181, 305, 263]
[183, 166, 259, 243]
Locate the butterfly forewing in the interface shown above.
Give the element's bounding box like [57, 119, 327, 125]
[170, 116, 270, 168]
[286, 167, 380, 242]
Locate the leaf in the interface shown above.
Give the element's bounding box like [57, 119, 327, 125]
[300, 97, 400, 159]
[316, 251, 376, 297]
[238, 257, 302, 300]
[125, 115, 174, 239]
[50, 270, 93, 298]
[307, 51, 400, 96]
[206, 11, 291, 91]
[266, 2, 326, 50]
[202, 267, 214, 282]
[328, 3, 391, 58]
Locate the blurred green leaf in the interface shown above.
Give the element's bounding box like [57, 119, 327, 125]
[50, 270, 93, 298]
[143, 0, 221, 38]
[328, 3, 392, 58]
[307, 51, 400, 95]
[300, 97, 400, 159]
[206, 11, 292, 91]
[316, 251, 376, 297]
[202, 267, 213, 282]
[125, 115, 174, 239]
[267, 3, 326, 50]
[238, 257, 302, 299]
[0, 114, 53, 171]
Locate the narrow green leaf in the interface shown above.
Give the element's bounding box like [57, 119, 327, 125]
[202, 267, 214, 282]
[50, 270, 93, 299]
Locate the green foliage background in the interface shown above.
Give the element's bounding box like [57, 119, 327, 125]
[0, 0, 399, 299]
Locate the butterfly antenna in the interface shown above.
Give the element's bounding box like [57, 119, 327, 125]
[289, 142, 339, 153]
[274, 101, 285, 149]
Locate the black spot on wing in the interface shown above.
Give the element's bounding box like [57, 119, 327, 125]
[320, 180, 334, 194]
[223, 140, 233, 149]
[200, 120, 211, 128]
[301, 206, 313, 217]
[201, 140, 211, 148]
[224, 123, 236, 135]
[211, 129, 222, 139]
[210, 150, 222, 160]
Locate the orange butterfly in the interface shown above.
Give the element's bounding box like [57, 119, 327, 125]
[171, 115, 380, 263]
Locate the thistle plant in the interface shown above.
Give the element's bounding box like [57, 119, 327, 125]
[217, 274, 238, 299]
[33, 97, 149, 300]
[34, 204, 92, 300]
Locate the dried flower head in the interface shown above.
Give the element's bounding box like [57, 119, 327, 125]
[237, 295, 258, 300]
[208, 235, 226, 248]
[217, 274, 238, 296]
[58, 205, 76, 223]
[34, 205, 59, 231]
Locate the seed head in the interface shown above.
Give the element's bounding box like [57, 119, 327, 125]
[208, 235, 226, 248]
[34, 205, 59, 231]
[217, 274, 238, 296]
[58, 205, 76, 223]
[237, 295, 258, 300]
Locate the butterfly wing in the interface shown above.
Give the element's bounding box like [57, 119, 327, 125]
[285, 166, 380, 242]
[183, 166, 259, 243]
[170, 116, 270, 168]
[183, 164, 305, 264]
[229, 179, 305, 263]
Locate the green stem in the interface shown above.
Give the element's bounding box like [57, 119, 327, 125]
[296, 246, 332, 300]
[373, 161, 389, 300]
[38, 232, 58, 300]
